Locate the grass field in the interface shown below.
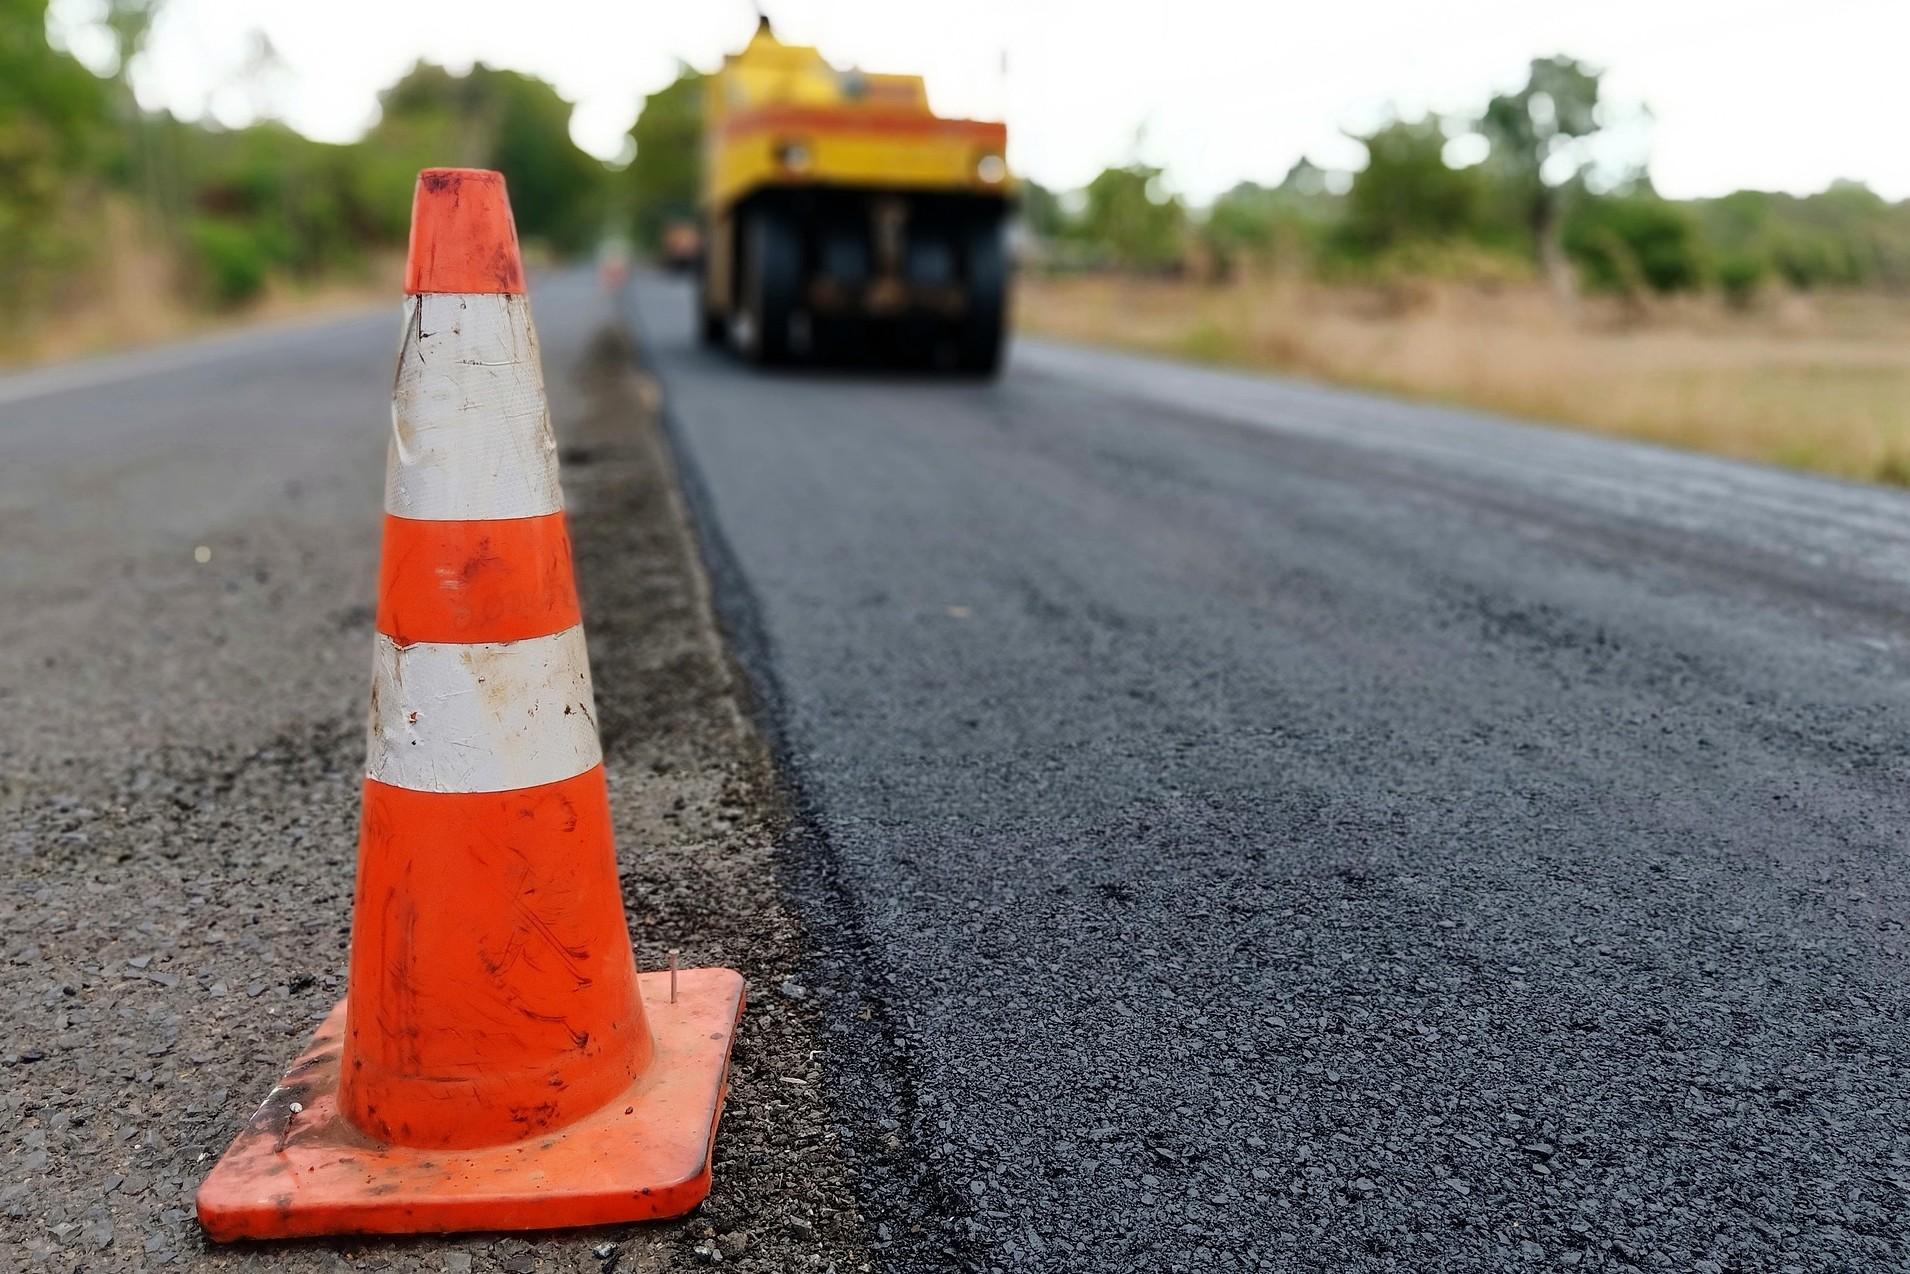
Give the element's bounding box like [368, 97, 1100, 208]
[2, 207, 401, 369]
[1016, 273, 1910, 486]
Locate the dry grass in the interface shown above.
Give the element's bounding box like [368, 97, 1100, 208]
[2, 204, 397, 370]
[1016, 273, 1910, 486]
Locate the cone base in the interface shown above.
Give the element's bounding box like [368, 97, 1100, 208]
[196, 968, 746, 1241]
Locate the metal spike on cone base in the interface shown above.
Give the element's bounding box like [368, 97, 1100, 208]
[194, 169, 745, 1241]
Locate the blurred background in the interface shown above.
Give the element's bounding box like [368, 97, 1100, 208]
[5, 0, 1907, 479]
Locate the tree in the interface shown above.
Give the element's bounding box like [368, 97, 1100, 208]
[1476, 55, 1602, 302]
[372, 62, 608, 254]
[1197, 174, 1334, 278]
[624, 64, 703, 251]
[1201, 182, 1280, 275]
[489, 69, 606, 253]
[1016, 179, 1069, 242]
[1073, 163, 1185, 272]
[0, 0, 117, 308]
[1688, 182, 1910, 293]
[1562, 194, 1704, 298]
[1278, 156, 1331, 199]
[1340, 116, 1483, 253]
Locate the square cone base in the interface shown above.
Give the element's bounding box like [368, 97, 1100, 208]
[196, 967, 746, 1241]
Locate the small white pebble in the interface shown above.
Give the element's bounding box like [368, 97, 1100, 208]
[193, 545, 212, 564]
[288, 1102, 303, 1114]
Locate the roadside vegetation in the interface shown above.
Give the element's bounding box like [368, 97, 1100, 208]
[1020, 278, 1910, 483]
[8, 1, 1909, 483]
[3, 0, 614, 360]
[1013, 57, 1910, 485]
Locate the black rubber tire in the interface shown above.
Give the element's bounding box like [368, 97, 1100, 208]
[956, 217, 1008, 376]
[694, 227, 724, 347]
[740, 204, 802, 365]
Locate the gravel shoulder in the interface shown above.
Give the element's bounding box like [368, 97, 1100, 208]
[0, 293, 872, 1273]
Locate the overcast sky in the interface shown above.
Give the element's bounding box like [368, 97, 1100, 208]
[49, 0, 1910, 204]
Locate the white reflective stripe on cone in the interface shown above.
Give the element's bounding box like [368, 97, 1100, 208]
[366, 626, 602, 794]
[386, 292, 562, 522]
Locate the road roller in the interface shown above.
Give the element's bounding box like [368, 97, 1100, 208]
[698, 18, 1012, 372]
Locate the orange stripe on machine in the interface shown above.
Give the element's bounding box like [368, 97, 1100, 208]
[388, 292, 561, 522]
[365, 626, 600, 794]
[717, 106, 1006, 145]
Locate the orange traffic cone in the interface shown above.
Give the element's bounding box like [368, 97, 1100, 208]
[195, 169, 746, 1240]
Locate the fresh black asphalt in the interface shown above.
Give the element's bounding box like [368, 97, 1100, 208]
[630, 272, 1909, 1272]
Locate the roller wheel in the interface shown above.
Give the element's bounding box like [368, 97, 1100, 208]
[694, 227, 726, 347]
[738, 205, 801, 365]
[956, 218, 1008, 376]
[698, 306, 726, 348]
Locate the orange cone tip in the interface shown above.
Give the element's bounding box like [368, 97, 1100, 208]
[403, 167, 526, 295]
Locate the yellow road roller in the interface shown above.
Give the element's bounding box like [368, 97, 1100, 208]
[698, 19, 1012, 372]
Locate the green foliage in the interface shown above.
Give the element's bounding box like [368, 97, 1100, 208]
[1477, 55, 1602, 192]
[1201, 183, 1280, 268]
[1198, 177, 1327, 276]
[1691, 183, 1910, 292]
[1017, 180, 1069, 242]
[1474, 56, 1605, 289]
[489, 77, 605, 253]
[1712, 251, 1769, 308]
[1017, 51, 1910, 307]
[4, 2, 617, 330]
[372, 62, 609, 254]
[1071, 163, 1186, 271]
[0, 0, 117, 305]
[1562, 195, 1705, 295]
[1339, 118, 1484, 255]
[168, 121, 372, 277]
[186, 215, 272, 305]
[624, 64, 703, 250]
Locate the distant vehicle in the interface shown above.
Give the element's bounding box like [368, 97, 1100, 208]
[659, 219, 702, 273]
[596, 235, 633, 290]
[698, 18, 1012, 373]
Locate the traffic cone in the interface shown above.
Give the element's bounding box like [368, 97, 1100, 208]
[195, 169, 746, 1240]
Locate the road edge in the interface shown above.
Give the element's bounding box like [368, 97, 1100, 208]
[620, 286, 991, 1272]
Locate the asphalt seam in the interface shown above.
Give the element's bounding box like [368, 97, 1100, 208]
[626, 296, 990, 1272]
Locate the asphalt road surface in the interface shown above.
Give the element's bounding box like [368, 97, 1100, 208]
[630, 272, 1908, 1272]
[5, 267, 1906, 1273]
[1, 274, 872, 1273]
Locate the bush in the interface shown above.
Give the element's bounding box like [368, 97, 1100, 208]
[1071, 164, 1188, 272]
[1564, 195, 1705, 295]
[1198, 181, 1333, 278]
[1713, 251, 1769, 308]
[1, 0, 117, 309]
[187, 217, 271, 306]
[1340, 118, 1485, 255]
[1771, 230, 1858, 289]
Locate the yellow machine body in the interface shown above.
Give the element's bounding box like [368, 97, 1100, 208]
[696, 22, 1013, 372]
[702, 27, 1010, 212]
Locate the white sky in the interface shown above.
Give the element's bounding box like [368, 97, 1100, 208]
[49, 0, 1910, 204]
